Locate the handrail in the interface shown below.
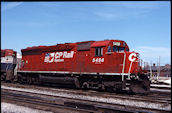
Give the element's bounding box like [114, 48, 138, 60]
[122, 53, 126, 81]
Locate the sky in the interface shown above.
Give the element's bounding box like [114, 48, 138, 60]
[1, 1, 171, 65]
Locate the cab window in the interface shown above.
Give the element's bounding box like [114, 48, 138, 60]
[95, 47, 103, 56]
[113, 46, 125, 52]
[113, 46, 118, 52]
[107, 46, 111, 52]
[119, 47, 125, 52]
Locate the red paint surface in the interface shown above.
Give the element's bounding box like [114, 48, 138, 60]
[19, 40, 141, 75]
[1, 49, 16, 57]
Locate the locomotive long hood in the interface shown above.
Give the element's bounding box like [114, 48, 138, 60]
[22, 43, 76, 52]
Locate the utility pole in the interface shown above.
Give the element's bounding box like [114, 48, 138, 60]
[159, 56, 161, 78]
[157, 56, 161, 80]
[150, 61, 152, 79]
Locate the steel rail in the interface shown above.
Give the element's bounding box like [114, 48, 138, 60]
[1, 88, 171, 113]
[2, 82, 171, 104]
[1, 92, 93, 113]
[1, 89, 143, 113]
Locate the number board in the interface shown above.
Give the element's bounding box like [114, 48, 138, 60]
[113, 42, 121, 46]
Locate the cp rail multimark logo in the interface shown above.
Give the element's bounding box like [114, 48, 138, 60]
[44, 51, 74, 63]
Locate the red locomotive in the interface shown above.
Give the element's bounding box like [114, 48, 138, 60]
[1, 49, 17, 81]
[16, 39, 150, 94]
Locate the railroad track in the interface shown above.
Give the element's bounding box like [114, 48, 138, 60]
[150, 84, 171, 90]
[2, 82, 171, 102]
[1, 89, 95, 113]
[1, 88, 171, 113]
[1, 82, 171, 113]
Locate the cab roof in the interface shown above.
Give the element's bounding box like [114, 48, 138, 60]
[21, 39, 129, 52]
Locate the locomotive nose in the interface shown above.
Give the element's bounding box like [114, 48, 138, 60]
[128, 52, 139, 62]
[126, 52, 140, 74]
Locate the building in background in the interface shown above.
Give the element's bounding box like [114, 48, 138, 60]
[160, 64, 171, 77]
[145, 64, 171, 77]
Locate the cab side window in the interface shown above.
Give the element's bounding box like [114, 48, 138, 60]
[95, 47, 103, 56]
[107, 46, 111, 52]
[119, 47, 125, 52]
[113, 46, 118, 52]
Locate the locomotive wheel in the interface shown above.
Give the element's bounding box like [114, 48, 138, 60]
[130, 79, 150, 94]
[27, 77, 32, 85]
[82, 82, 89, 89]
[98, 84, 105, 91]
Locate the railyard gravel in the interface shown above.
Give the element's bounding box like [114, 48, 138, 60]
[1, 102, 53, 113]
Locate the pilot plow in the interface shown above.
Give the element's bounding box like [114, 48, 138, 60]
[129, 75, 150, 94]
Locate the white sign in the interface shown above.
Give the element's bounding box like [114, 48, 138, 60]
[1, 56, 14, 63]
[113, 42, 120, 46]
[44, 51, 74, 63]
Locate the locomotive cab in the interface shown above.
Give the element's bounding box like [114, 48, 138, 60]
[1, 49, 17, 81]
[90, 40, 150, 94]
[91, 40, 142, 75]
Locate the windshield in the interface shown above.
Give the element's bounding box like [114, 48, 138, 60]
[113, 46, 125, 52]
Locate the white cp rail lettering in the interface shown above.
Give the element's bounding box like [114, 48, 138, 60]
[129, 53, 137, 62]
